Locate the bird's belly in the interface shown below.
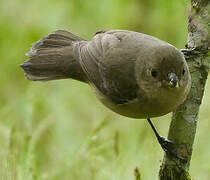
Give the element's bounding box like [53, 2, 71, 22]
[95, 90, 175, 119]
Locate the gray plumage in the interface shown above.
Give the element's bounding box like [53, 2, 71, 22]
[21, 29, 191, 119]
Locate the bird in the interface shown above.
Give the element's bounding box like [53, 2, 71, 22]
[21, 29, 191, 159]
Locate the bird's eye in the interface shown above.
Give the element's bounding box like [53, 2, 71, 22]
[182, 68, 185, 76]
[151, 70, 158, 78]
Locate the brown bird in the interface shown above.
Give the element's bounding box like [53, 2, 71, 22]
[21, 29, 191, 158]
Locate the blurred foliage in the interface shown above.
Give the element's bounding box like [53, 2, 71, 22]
[0, 0, 209, 179]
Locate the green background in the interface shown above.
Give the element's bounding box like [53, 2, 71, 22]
[0, 0, 209, 179]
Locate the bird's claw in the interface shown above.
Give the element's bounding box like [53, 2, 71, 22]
[157, 136, 186, 162]
[180, 48, 202, 59]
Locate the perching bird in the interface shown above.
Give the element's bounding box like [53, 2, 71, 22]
[21, 29, 191, 158]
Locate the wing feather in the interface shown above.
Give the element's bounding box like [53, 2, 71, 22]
[75, 30, 139, 104]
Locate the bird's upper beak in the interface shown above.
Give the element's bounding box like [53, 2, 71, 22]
[168, 72, 179, 88]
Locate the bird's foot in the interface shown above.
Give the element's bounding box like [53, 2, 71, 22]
[147, 118, 187, 162]
[180, 48, 202, 59]
[157, 136, 186, 162]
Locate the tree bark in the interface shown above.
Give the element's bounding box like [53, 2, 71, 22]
[159, 0, 210, 179]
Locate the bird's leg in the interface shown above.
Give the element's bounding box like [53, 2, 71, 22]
[147, 118, 185, 161]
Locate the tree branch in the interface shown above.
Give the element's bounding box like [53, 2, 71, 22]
[159, 0, 210, 179]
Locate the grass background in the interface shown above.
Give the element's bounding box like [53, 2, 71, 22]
[0, 0, 210, 179]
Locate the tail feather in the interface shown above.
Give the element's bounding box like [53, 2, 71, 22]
[21, 30, 86, 82]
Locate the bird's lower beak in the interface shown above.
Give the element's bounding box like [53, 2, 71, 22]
[168, 73, 179, 88]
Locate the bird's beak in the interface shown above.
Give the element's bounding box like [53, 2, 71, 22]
[168, 73, 179, 88]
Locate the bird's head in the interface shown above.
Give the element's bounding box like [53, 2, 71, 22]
[135, 45, 191, 115]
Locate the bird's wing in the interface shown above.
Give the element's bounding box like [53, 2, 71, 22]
[74, 30, 139, 104]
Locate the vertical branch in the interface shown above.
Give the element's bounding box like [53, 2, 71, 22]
[159, 0, 210, 179]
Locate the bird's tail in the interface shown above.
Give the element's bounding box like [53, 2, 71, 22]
[21, 30, 86, 82]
